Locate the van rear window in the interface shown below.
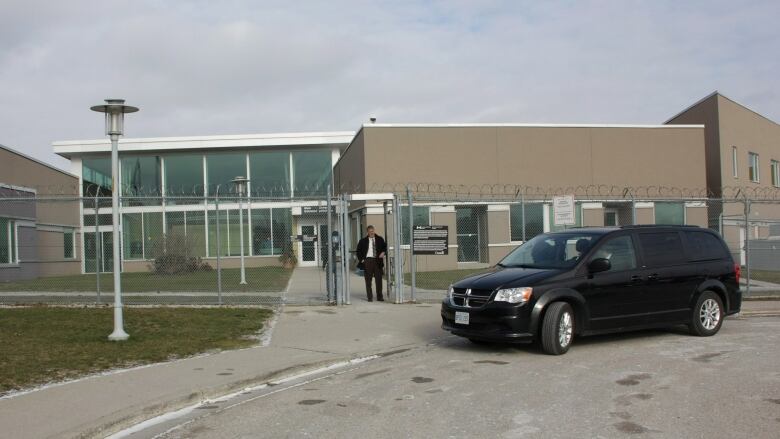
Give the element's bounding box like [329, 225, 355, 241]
[638, 232, 686, 266]
[685, 231, 729, 261]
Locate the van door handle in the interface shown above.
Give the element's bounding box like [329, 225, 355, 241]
[630, 275, 643, 283]
[647, 273, 659, 281]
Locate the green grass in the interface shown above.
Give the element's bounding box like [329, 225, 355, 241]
[404, 268, 493, 290]
[0, 306, 273, 395]
[747, 270, 780, 284]
[0, 267, 292, 293]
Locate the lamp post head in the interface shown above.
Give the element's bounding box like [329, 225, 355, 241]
[231, 176, 249, 196]
[90, 98, 139, 136]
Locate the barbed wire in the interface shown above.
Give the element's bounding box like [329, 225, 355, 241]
[2, 183, 780, 201]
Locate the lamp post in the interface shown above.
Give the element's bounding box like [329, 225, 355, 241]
[231, 176, 249, 285]
[90, 99, 138, 341]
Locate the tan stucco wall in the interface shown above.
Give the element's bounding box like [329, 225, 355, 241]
[334, 130, 366, 193]
[635, 207, 654, 225]
[685, 206, 708, 227]
[582, 207, 604, 226]
[353, 125, 706, 191]
[716, 95, 780, 193]
[666, 94, 722, 195]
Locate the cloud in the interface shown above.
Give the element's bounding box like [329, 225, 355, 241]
[0, 0, 778, 168]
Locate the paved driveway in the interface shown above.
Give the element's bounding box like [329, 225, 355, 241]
[129, 317, 780, 439]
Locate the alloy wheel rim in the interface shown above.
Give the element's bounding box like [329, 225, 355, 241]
[699, 298, 721, 330]
[559, 312, 573, 347]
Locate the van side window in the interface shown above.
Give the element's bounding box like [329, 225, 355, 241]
[685, 231, 729, 261]
[591, 235, 637, 271]
[638, 232, 686, 266]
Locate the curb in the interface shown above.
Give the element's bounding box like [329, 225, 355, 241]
[88, 356, 357, 439]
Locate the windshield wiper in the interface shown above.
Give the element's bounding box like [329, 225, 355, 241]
[504, 263, 539, 269]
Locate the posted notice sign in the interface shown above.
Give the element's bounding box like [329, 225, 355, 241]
[553, 195, 576, 226]
[413, 225, 448, 255]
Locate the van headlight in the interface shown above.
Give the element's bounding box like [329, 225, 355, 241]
[494, 287, 533, 304]
[447, 285, 454, 302]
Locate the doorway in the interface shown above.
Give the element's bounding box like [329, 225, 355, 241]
[297, 221, 328, 268]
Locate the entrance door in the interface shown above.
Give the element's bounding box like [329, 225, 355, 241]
[298, 222, 329, 267]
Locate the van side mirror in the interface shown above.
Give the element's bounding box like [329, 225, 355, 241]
[588, 258, 611, 273]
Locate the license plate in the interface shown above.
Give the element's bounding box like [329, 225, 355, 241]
[455, 311, 470, 325]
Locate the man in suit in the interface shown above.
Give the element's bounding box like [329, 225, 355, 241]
[356, 225, 387, 302]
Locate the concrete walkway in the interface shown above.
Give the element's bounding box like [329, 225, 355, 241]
[0, 300, 778, 438]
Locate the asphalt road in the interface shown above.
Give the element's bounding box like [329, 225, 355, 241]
[130, 317, 780, 439]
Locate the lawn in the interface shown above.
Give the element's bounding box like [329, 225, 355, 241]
[0, 267, 292, 293]
[404, 268, 493, 290]
[0, 306, 273, 395]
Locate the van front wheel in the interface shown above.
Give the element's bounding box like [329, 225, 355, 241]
[541, 302, 574, 355]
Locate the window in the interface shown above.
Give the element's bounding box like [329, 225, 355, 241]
[510, 203, 544, 241]
[0, 218, 17, 264]
[732, 146, 738, 178]
[292, 151, 332, 197]
[164, 154, 204, 203]
[400, 206, 430, 245]
[63, 229, 75, 259]
[655, 202, 685, 225]
[591, 235, 637, 271]
[166, 211, 206, 257]
[250, 152, 291, 197]
[83, 214, 113, 227]
[207, 209, 249, 257]
[684, 231, 728, 261]
[122, 212, 164, 260]
[121, 155, 162, 205]
[207, 153, 247, 197]
[772, 160, 779, 188]
[82, 157, 112, 197]
[748, 152, 760, 182]
[501, 233, 601, 269]
[638, 232, 686, 266]
[251, 209, 273, 255]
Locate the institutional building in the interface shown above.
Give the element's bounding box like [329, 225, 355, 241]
[0, 144, 81, 281]
[38, 92, 780, 275]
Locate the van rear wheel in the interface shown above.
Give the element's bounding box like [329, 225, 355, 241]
[541, 302, 574, 355]
[690, 291, 724, 336]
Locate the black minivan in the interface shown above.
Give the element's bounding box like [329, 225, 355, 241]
[441, 225, 741, 355]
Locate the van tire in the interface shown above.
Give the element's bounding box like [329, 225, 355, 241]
[541, 302, 574, 355]
[690, 291, 724, 336]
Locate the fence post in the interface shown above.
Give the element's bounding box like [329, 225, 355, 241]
[326, 185, 334, 303]
[215, 193, 222, 305]
[407, 186, 416, 303]
[94, 195, 101, 304]
[744, 198, 751, 297]
[343, 196, 351, 305]
[393, 194, 404, 303]
[521, 194, 526, 242]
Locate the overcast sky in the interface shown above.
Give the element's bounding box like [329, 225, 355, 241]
[1, 0, 778, 169]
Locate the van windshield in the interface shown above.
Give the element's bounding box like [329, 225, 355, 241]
[499, 233, 603, 269]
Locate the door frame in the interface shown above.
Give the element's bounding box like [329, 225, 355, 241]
[297, 220, 324, 267]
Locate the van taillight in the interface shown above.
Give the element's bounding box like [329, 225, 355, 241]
[734, 264, 741, 284]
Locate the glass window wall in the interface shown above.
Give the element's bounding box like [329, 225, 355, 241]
[164, 154, 204, 203]
[292, 151, 331, 197]
[250, 152, 291, 197]
[207, 153, 247, 197]
[121, 155, 162, 205]
[82, 157, 112, 197]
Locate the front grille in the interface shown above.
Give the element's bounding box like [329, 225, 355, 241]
[451, 288, 493, 308]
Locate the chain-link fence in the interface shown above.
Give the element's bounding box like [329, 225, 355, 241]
[395, 189, 780, 303]
[0, 194, 341, 305]
[1, 187, 779, 306]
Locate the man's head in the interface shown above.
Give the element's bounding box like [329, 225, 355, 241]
[367, 225, 375, 238]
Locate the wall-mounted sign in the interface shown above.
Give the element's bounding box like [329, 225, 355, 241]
[302, 205, 335, 214]
[413, 225, 448, 255]
[553, 195, 576, 226]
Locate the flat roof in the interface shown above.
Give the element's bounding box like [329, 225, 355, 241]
[360, 123, 705, 129]
[53, 131, 356, 159]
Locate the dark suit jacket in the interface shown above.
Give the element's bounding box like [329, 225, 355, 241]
[356, 235, 387, 266]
